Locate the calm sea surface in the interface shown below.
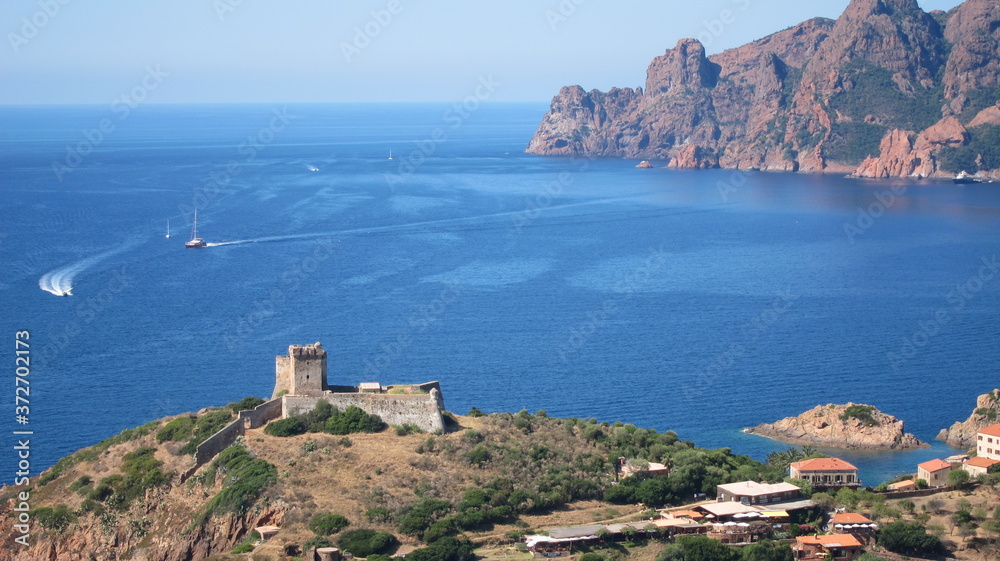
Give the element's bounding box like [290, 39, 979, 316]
[1, 103, 999, 486]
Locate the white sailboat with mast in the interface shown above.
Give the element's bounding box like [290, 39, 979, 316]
[185, 209, 207, 248]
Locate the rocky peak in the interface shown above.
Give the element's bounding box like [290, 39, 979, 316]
[645, 38, 719, 95]
[943, 0, 1000, 97]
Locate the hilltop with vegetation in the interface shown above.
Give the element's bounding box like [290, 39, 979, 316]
[3, 401, 999, 561]
[939, 389, 1000, 449]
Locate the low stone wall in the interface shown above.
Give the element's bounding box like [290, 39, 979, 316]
[187, 398, 284, 476]
[877, 486, 952, 500]
[283, 389, 445, 434]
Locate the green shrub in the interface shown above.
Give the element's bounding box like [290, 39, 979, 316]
[467, 407, 484, 417]
[325, 406, 387, 435]
[336, 529, 398, 557]
[180, 410, 234, 454]
[395, 423, 423, 436]
[230, 396, 266, 413]
[840, 405, 879, 427]
[878, 520, 944, 556]
[264, 417, 307, 437]
[157, 416, 196, 443]
[398, 499, 453, 536]
[309, 513, 350, 535]
[231, 530, 261, 554]
[407, 536, 476, 561]
[34, 505, 76, 531]
[69, 475, 93, 495]
[191, 446, 277, 528]
[580, 554, 605, 561]
[304, 536, 333, 551]
[465, 444, 490, 466]
[367, 507, 393, 523]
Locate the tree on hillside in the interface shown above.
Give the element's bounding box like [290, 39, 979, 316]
[878, 520, 944, 556]
[948, 468, 970, 490]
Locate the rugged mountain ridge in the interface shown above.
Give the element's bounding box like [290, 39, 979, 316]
[745, 403, 927, 450]
[937, 389, 1000, 449]
[527, 0, 1000, 178]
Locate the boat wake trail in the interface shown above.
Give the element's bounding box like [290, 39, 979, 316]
[204, 197, 644, 248]
[38, 240, 140, 297]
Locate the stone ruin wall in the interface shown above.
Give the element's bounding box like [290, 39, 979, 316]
[283, 388, 446, 434]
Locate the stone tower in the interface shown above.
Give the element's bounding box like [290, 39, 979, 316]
[273, 342, 327, 397]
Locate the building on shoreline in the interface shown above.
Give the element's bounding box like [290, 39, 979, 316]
[789, 458, 860, 491]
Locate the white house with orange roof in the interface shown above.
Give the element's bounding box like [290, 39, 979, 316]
[964, 455, 1000, 476]
[977, 424, 1000, 461]
[789, 457, 860, 489]
[794, 534, 864, 561]
[917, 459, 953, 487]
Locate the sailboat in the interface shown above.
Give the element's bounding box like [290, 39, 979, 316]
[185, 209, 207, 248]
[166, 219, 171, 238]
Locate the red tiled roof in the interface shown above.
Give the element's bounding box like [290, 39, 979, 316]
[887, 479, 915, 490]
[979, 424, 1000, 438]
[965, 456, 1000, 468]
[830, 513, 874, 525]
[790, 457, 858, 472]
[796, 534, 863, 548]
[918, 459, 952, 473]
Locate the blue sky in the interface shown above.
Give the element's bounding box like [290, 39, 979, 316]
[1, 0, 967, 104]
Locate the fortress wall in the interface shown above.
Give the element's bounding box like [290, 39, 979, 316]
[190, 398, 284, 471]
[239, 397, 283, 429]
[273, 356, 291, 398]
[283, 391, 446, 434]
[194, 417, 244, 466]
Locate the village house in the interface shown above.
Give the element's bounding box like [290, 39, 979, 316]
[829, 513, 877, 544]
[917, 459, 953, 487]
[977, 424, 1000, 461]
[886, 479, 916, 491]
[963, 455, 1000, 477]
[617, 457, 669, 479]
[793, 534, 864, 561]
[716, 481, 801, 505]
[789, 458, 860, 490]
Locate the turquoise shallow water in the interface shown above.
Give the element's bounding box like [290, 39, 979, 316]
[1, 102, 999, 485]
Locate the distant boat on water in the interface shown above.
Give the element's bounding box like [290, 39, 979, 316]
[166, 219, 171, 238]
[185, 210, 207, 248]
[388, 149, 393, 161]
[953, 170, 984, 184]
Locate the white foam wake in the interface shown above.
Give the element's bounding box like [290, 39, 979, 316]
[200, 196, 643, 248]
[38, 240, 140, 297]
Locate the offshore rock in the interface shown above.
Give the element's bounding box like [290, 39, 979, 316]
[746, 403, 928, 450]
[937, 389, 1000, 449]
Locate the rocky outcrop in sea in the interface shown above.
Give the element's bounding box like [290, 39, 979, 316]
[745, 403, 927, 450]
[937, 389, 1000, 449]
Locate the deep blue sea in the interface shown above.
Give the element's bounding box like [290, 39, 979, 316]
[2, 103, 999, 487]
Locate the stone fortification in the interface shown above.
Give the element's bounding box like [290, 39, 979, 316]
[272, 343, 447, 434]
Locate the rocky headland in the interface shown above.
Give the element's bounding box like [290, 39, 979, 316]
[746, 403, 927, 450]
[937, 389, 1000, 449]
[527, 0, 1000, 179]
